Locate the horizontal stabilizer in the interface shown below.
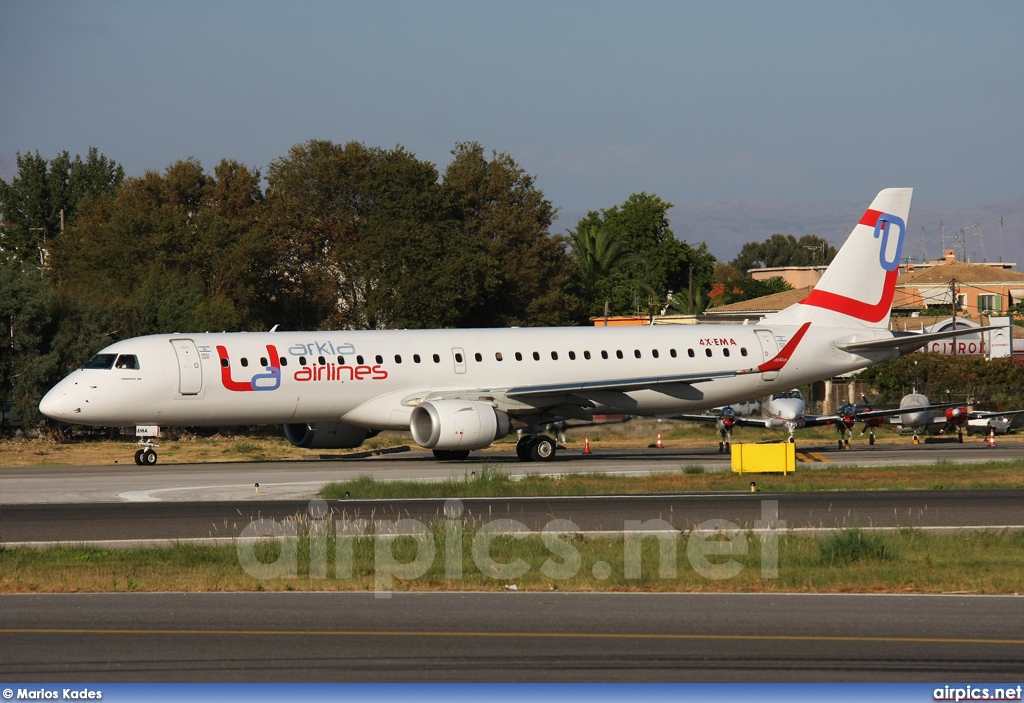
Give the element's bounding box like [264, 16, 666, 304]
[836, 325, 1002, 355]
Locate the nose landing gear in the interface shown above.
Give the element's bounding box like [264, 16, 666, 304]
[134, 438, 159, 465]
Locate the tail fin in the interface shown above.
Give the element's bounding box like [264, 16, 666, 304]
[769, 188, 913, 329]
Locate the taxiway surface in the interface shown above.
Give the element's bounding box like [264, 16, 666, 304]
[2, 592, 1021, 682]
[1, 442, 1019, 504]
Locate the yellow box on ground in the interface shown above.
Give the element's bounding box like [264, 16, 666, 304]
[730, 443, 796, 474]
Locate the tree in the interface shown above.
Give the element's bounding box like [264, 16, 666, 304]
[567, 224, 634, 314]
[730, 233, 836, 272]
[443, 142, 579, 327]
[0, 148, 124, 261]
[574, 193, 715, 316]
[0, 259, 55, 424]
[265, 140, 492, 330]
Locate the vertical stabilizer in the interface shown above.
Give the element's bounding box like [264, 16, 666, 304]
[768, 188, 912, 329]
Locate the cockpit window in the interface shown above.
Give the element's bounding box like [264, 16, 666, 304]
[771, 389, 804, 401]
[115, 354, 140, 370]
[83, 353, 117, 370]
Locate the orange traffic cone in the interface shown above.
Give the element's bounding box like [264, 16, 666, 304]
[986, 426, 996, 447]
[583, 436, 592, 455]
[655, 432, 664, 449]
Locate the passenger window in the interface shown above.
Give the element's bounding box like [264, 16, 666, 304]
[568, 351, 576, 360]
[601, 350, 608, 359]
[583, 351, 591, 360]
[299, 356, 307, 365]
[515, 352, 523, 361]
[433, 354, 440, 363]
[616, 350, 623, 359]
[414, 354, 421, 363]
[262, 357, 270, 367]
[115, 354, 140, 370]
[455, 352, 464, 363]
[551, 351, 558, 360]
[634, 350, 641, 359]
[338, 356, 345, 364]
[395, 355, 402, 364]
[670, 349, 677, 358]
[741, 348, 748, 357]
[474, 352, 482, 362]
[279, 357, 288, 366]
[221, 358, 230, 368]
[240, 358, 249, 368]
[687, 349, 695, 358]
[723, 348, 730, 357]
[84, 353, 117, 370]
[532, 352, 540, 361]
[495, 352, 503, 361]
[652, 349, 659, 358]
[357, 355, 364, 365]
[705, 348, 712, 357]
[316, 356, 324, 365]
[375, 355, 383, 364]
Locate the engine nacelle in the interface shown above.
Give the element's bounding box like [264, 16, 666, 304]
[409, 400, 511, 451]
[283, 422, 370, 449]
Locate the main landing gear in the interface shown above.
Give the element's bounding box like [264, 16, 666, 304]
[516, 434, 556, 462]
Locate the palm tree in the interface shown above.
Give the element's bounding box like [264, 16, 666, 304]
[569, 225, 634, 311]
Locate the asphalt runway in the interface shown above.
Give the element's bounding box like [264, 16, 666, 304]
[1, 441, 1020, 504]
[3, 490, 1023, 545]
[1, 592, 1021, 682]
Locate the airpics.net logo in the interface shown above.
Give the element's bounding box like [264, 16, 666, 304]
[234, 499, 785, 596]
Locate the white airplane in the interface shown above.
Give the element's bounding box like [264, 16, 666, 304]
[39, 188, 993, 465]
[676, 388, 962, 451]
[888, 393, 1024, 443]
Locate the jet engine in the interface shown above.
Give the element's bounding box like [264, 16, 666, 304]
[283, 422, 371, 449]
[409, 400, 511, 451]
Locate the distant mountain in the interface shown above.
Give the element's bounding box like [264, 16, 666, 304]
[668, 196, 1024, 272]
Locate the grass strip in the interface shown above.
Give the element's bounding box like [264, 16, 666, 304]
[2, 527, 1022, 594]
[319, 459, 1024, 500]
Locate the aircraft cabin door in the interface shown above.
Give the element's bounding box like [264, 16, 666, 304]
[451, 347, 467, 374]
[170, 338, 204, 395]
[753, 329, 780, 383]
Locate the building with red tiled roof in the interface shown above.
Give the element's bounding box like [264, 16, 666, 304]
[894, 250, 1024, 319]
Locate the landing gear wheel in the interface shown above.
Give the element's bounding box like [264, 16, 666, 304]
[530, 435, 556, 462]
[718, 441, 725, 454]
[787, 436, 795, 444]
[433, 449, 471, 461]
[844, 439, 850, 450]
[516, 436, 534, 462]
[957, 430, 964, 444]
[838, 439, 844, 450]
[724, 441, 730, 453]
[869, 434, 875, 446]
[134, 449, 145, 466]
[142, 449, 158, 465]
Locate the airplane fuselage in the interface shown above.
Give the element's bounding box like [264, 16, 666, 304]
[39, 323, 894, 430]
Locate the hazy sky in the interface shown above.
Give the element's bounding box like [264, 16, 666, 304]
[2, 0, 1022, 249]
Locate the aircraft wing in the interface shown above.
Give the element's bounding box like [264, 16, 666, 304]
[854, 401, 965, 422]
[836, 326, 1003, 355]
[799, 414, 842, 428]
[969, 408, 1024, 420]
[505, 369, 739, 397]
[672, 412, 766, 427]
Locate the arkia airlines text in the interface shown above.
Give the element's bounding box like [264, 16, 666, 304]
[39, 188, 992, 465]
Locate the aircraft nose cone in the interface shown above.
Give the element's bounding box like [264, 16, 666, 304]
[39, 387, 73, 420]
